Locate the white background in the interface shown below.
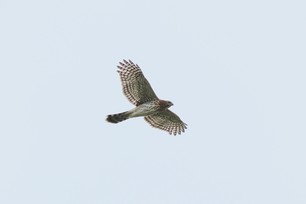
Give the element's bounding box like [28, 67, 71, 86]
[0, 0, 305, 203]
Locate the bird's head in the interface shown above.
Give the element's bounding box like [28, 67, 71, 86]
[167, 101, 174, 107]
[159, 100, 173, 109]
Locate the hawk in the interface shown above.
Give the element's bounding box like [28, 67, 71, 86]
[106, 60, 187, 135]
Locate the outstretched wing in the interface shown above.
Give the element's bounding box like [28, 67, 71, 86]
[144, 110, 187, 136]
[117, 60, 158, 106]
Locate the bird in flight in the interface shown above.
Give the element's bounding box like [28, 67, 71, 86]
[106, 60, 187, 135]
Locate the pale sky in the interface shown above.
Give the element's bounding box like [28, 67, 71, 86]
[0, 0, 305, 203]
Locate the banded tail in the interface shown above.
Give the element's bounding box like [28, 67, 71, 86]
[106, 111, 129, 123]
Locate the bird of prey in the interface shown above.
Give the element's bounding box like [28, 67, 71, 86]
[106, 60, 187, 135]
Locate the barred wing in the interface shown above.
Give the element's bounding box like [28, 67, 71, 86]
[144, 110, 187, 136]
[117, 60, 158, 106]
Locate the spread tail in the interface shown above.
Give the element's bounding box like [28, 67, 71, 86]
[106, 111, 129, 123]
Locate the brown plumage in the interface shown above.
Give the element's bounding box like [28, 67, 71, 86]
[106, 60, 187, 135]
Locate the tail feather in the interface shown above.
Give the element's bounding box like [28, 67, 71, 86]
[106, 111, 129, 123]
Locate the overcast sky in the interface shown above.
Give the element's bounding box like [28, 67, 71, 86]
[0, 0, 305, 203]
